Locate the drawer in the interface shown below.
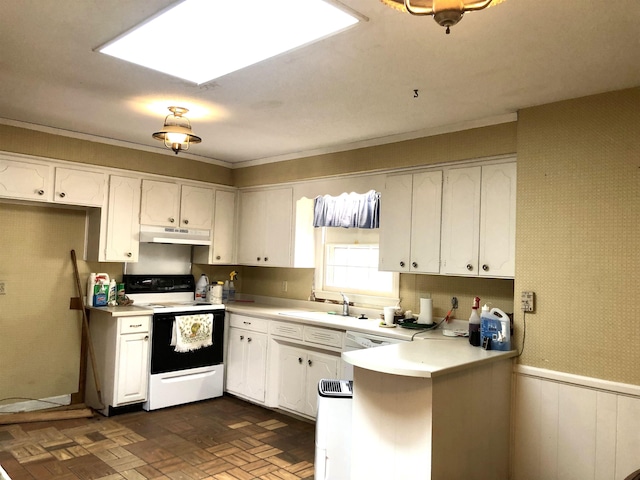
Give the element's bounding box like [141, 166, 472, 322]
[270, 320, 304, 340]
[229, 314, 269, 333]
[119, 316, 150, 334]
[303, 326, 343, 348]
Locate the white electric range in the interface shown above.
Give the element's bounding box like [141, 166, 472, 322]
[123, 274, 225, 411]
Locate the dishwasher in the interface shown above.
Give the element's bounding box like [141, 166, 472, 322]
[315, 331, 407, 479]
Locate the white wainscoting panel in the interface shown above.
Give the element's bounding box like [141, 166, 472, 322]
[513, 366, 640, 480]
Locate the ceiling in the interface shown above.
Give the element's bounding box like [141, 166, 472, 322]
[1, 1, 639, 168]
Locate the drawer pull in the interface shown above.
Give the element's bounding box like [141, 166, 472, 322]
[130, 324, 142, 328]
[308, 359, 313, 366]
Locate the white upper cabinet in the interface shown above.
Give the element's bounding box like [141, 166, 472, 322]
[53, 167, 106, 207]
[478, 162, 517, 277]
[441, 161, 516, 278]
[192, 188, 238, 265]
[237, 188, 292, 267]
[140, 180, 214, 230]
[104, 175, 141, 262]
[180, 185, 215, 230]
[379, 171, 442, 273]
[0, 157, 53, 202]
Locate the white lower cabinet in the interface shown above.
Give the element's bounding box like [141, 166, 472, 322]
[225, 315, 269, 403]
[278, 346, 339, 418]
[86, 311, 150, 416]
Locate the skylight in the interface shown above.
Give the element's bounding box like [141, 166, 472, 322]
[99, 0, 360, 85]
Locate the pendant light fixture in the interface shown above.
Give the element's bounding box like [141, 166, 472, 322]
[380, 0, 505, 34]
[152, 106, 202, 155]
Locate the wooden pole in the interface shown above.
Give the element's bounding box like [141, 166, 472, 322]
[70, 249, 103, 407]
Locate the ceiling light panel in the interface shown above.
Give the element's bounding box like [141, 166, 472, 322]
[99, 0, 360, 84]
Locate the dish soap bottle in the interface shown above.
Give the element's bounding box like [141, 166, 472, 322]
[468, 296, 481, 346]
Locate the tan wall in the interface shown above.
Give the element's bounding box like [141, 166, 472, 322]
[0, 124, 233, 186]
[514, 87, 640, 385]
[232, 122, 517, 187]
[0, 203, 119, 404]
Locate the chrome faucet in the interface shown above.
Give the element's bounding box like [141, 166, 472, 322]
[340, 292, 350, 316]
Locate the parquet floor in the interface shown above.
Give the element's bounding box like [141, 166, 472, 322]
[0, 396, 315, 480]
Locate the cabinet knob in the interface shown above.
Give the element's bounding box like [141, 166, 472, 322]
[412, 262, 418, 268]
[240, 335, 244, 340]
[257, 257, 261, 261]
[183, 219, 189, 225]
[243, 321, 251, 325]
[466, 264, 474, 271]
[308, 359, 312, 366]
[298, 357, 303, 364]
[126, 252, 132, 257]
[216, 255, 221, 260]
[37, 189, 45, 195]
[169, 217, 175, 223]
[482, 264, 489, 271]
[144, 335, 149, 341]
[399, 261, 405, 267]
[59, 192, 66, 198]
[247, 337, 252, 343]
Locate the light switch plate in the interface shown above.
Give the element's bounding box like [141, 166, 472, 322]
[521, 291, 534, 312]
[0, 281, 6, 295]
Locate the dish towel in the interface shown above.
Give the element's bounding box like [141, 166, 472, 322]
[170, 314, 213, 353]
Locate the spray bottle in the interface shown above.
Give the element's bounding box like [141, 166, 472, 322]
[468, 296, 481, 346]
[228, 271, 237, 303]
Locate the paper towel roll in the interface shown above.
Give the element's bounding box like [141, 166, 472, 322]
[417, 298, 433, 324]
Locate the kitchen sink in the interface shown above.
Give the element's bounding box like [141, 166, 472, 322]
[277, 310, 359, 321]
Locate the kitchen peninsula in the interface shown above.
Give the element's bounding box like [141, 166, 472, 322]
[343, 341, 516, 480]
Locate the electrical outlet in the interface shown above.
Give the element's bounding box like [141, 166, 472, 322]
[0, 281, 5, 295]
[521, 291, 535, 312]
[281, 281, 288, 292]
[451, 296, 458, 309]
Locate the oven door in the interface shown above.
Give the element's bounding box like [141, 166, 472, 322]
[150, 309, 224, 374]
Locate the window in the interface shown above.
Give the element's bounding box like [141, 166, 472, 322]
[314, 227, 399, 306]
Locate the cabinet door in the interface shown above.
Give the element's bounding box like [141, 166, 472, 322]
[53, 167, 106, 206]
[278, 346, 306, 412]
[180, 185, 214, 229]
[379, 174, 413, 272]
[105, 175, 141, 262]
[237, 190, 265, 264]
[211, 189, 236, 263]
[225, 328, 246, 395]
[410, 171, 442, 274]
[0, 158, 52, 202]
[479, 162, 516, 277]
[304, 352, 339, 417]
[140, 180, 180, 227]
[441, 166, 481, 275]
[244, 332, 268, 402]
[115, 332, 149, 405]
[264, 188, 293, 267]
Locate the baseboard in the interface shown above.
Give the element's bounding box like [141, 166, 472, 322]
[0, 394, 71, 413]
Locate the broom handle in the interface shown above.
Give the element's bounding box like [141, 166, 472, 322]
[70, 249, 103, 407]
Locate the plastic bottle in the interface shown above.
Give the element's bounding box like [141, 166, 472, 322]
[222, 280, 230, 303]
[480, 307, 512, 351]
[107, 279, 117, 306]
[468, 296, 481, 346]
[228, 271, 237, 303]
[86, 273, 96, 307]
[195, 274, 209, 303]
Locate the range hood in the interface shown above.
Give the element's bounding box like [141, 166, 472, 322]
[139, 225, 211, 246]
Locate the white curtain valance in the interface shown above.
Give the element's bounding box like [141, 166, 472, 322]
[313, 190, 380, 229]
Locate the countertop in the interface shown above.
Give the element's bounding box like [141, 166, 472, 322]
[88, 305, 154, 317]
[342, 337, 517, 378]
[225, 301, 460, 342]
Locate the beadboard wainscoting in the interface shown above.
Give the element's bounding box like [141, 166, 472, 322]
[512, 366, 640, 480]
